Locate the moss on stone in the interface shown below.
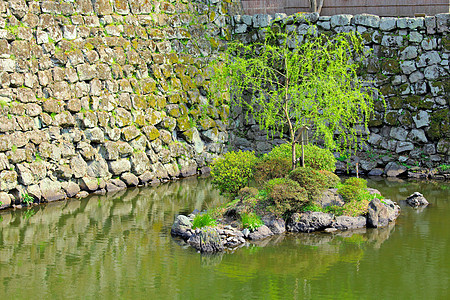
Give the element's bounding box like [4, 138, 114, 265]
[406, 95, 420, 107]
[176, 116, 192, 131]
[388, 97, 402, 110]
[427, 109, 450, 140]
[199, 117, 216, 130]
[381, 58, 400, 74]
[167, 106, 181, 118]
[399, 110, 413, 126]
[442, 35, 450, 51]
[397, 83, 410, 95]
[385, 111, 398, 126]
[143, 125, 160, 141]
[168, 94, 181, 104]
[380, 84, 395, 96]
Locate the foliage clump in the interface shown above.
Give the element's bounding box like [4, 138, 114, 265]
[335, 177, 380, 216]
[238, 187, 259, 200]
[344, 177, 368, 190]
[253, 156, 291, 184]
[192, 214, 217, 229]
[337, 177, 369, 202]
[264, 178, 308, 215]
[211, 150, 258, 195]
[318, 170, 341, 188]
[241, 212, 264, 231]
[263, 144, 336, 173]
[338, 185, 362, 203]
[288, 167, 330, 200]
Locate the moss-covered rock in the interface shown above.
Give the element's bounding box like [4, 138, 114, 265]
[427, 109, 450, 140]
[442, 34, 450, 52]
[162, 117, 176, 131]
[380, 84, 395, 97]
[142, 125, 160, 141]
[385, 111, 398, 126]
[141, 78, 157, 94]
[176, 116, 192, 131]
[381, 58, 401, 75]
[167, 104, 181, 118]
[388, 96, 403, 110]
[199, 117, 216, 130]
[145, 108, 163, 126]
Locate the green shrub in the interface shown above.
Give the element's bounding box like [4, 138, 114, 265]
[238, 187, 259, 200]
[344, 177, 367, 190]
[211, 150, 258, 195]
[337, 184, 362, 203]
[342, 199, 370, 217]
[241, 212, 264, 231]
[301, 203, 323, 212]
[318, 170, 341, 188]
[253, 156, 291, 184]
[323, 205, 345, 216]
[264, 143, 336, 172]
[264, 178, 308, 214]
[304, 144, 337, 173]
[288, 167, 329, 200]
[192, 214, 217, 229]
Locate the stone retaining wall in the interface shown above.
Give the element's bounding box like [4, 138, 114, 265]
[229, 12, 450, 176]
[0, 0, 237, 209]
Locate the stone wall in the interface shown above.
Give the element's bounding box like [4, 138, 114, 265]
[229, 13, 450, 176]
[0, 0, 237, 209]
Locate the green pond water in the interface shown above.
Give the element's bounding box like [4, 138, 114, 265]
[0, 177, 449, 299]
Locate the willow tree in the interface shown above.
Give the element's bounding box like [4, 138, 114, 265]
[209, 25, 377, 170]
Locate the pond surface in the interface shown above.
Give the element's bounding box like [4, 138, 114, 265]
[0, 177, 449, 299]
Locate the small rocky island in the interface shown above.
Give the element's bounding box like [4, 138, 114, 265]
[171, 187, 401, 253]
[170, 144, 420, 253]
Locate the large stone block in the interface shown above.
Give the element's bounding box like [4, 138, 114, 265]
[40, 178, 66, 202]
[330, 14, 352, 27]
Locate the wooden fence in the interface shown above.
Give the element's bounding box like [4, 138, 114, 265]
[240, 0, 450, 16]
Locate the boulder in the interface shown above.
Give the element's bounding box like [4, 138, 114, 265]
[317, 189, 345, 208]
[79, 176, 99, 192]
[286, 212, 334, 233]
[367, 198, 389, 228]
[121, 172, 139, 187]
[385, 162, 407, 177]
[332, 216, 367, 230]
[108, 158, 131, 175]
[247, 225, 273, 240]
[368, 168, 384, 176]
[188, 227, 224, 253]
[106, 178, 127, 193]
[61, 181, 80, 198]
[40, 178, 66, 202]
[382, 199, 401, 221]
[261, 215, 286, 234]
[405, 192, 429, 207]
[171, 215, 193, 240]
[0, 192, 12, 209]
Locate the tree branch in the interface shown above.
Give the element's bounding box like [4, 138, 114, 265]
[317, 0, 324, 14]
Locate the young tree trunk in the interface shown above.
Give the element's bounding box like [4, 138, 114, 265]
[310, 0, 317, 12]
[317, 0, 324, 14]
[310, 0, 324, 13]
[291, 141, 297, 170]
[301, 132, 305, 168]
